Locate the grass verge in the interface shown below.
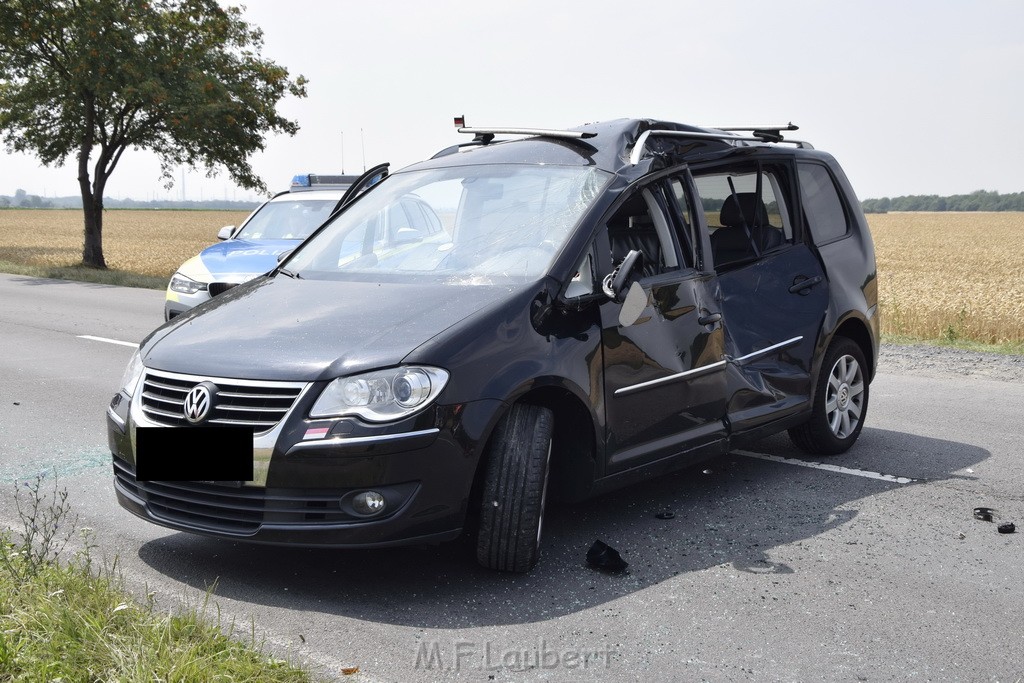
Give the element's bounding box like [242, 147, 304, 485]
[882, 333, 1024, 356]
[0, 475, 314, 682]
[0, 259, 167, 290]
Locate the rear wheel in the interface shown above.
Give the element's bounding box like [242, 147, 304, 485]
[789, 337, 869, 455]
[476, 403, 554, 573]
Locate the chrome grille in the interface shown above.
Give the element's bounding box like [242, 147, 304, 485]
[140, 369, 305, 431]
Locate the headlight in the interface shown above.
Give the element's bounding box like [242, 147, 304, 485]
[310, 366, 449, 423]
[120, 350, 145, 397]
[169, 272, 208, 295]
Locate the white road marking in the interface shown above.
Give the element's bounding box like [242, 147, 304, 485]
[77, 335, 139, 349]
[735, 450, 915, 484]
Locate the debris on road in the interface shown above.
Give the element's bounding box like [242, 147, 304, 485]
[997, 523, 1016, 534]
[973, 507, 997, 522]
[655, 511, 675, 520]
[586, 540, 628, 572]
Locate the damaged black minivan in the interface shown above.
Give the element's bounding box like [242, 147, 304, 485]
[108, 119, 878, 572]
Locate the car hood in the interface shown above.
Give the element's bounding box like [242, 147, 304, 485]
[142, 275, 529, 381]
[193, 238, 299, 280]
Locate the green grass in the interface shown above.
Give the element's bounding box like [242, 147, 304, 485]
[0, 476, 316, 682]
[0, 259, 167, 290]
[0, 554, 312, 682]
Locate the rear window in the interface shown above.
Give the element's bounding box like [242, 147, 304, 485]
[798, 163, 849, 244]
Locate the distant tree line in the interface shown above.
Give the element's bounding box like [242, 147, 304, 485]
[0, 188, 259, 211]
[861, 190, 1024, 213]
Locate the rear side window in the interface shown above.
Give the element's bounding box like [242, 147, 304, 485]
[693, 167, 794, 270]
[798, 163, 848, 244]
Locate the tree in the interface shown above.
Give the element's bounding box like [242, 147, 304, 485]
[0, 0, 306, 268]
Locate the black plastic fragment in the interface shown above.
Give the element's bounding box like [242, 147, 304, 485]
[997, 523, 1016, 534]
[655, 511, 675, 520]
[974, 507, 997, 522]
[586, 540, 628, 572]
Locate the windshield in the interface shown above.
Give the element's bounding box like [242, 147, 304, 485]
[285, 165, 611, 284]
[236, 197, 339, 240]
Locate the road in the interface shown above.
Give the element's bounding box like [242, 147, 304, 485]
[1, 272, 1022, 682]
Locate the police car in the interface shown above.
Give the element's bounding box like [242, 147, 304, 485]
[164, 174, 359, 320]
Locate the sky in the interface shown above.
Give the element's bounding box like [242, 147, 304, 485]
[2, 0, 1022, 202]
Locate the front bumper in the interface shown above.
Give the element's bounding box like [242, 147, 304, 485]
[164, 288, 211, 321]
[107, 381, 503, 547]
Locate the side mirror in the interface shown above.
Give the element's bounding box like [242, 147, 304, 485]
[276, 249, 294, 263]
[602, 249, 643, 301]
[392, 227, 423, 245]
[217, 225, 234, 241]
[618, 282, 647, 327]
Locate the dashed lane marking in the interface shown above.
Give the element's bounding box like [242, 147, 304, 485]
[77, 335, 139, 348]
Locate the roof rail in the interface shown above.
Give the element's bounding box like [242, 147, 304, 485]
[452, 115, 596, 144]
[629, 123, 811, 165]
[457, 126, 597, 143]
[712, 123, 799, 142]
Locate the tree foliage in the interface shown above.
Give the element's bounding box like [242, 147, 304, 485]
[0, 0, 307, 267]
[862, 190, 1024, 213]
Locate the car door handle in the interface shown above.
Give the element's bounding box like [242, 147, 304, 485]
[789, 275, 823, 294]
[698, 312, 722, 326]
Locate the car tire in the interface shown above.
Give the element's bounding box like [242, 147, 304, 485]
[476, 403, 554, 573]
[788, 336, 869, 455]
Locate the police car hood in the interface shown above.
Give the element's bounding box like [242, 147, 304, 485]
[192, 238, 298, 279]
[142, 275, 525, 381]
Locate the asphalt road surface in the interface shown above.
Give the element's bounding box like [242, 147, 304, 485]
[1, 272, 1022, 682]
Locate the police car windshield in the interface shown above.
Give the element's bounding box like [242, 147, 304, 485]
[236, 198, 337, 240]
[285, 165, 611, 285]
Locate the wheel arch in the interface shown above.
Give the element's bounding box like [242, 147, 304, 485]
[467, 380, 600, 525]
[830, 314, 877, 381]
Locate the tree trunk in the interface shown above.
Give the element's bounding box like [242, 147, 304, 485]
[80, 190, 105, 269]
[78, 94, 106, 269]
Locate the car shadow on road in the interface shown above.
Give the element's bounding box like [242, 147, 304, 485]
[136, 427, 987, 628]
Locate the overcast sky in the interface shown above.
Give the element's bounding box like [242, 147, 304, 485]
[2, 0, 1022, 202]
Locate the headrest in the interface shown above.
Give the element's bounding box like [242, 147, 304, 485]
[720, 193, 769, 228]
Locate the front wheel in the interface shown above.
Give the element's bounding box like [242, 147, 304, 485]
[476, 403, 554, 573]
[789, 337, 869, 455]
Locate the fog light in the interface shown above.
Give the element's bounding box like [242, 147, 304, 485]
[352, 491, 386, 515]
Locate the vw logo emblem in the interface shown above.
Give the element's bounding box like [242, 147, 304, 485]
[183, 384, 213, 424]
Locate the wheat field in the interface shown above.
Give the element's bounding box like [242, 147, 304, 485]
[1, 209, 1022, 344]
[0, 209, 250, 278]
[868, 212, 1024, 344]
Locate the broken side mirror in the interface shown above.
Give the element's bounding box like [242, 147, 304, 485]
[601, 249, 647, 327]
[617, 281, 647, 327]
[217, 225, 234, 240]
[602, 249, 643, 301]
